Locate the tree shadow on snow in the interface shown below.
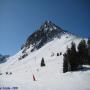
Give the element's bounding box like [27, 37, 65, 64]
[79, 66, 90, 72]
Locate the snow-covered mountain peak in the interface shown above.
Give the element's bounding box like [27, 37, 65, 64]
[41, 20, 64, 32]
[21, 21, 67, 53]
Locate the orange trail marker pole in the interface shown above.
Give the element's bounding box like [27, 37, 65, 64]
[33, 74, 36, 81]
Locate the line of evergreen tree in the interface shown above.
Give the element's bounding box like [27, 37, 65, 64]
[63, 39, 90, 73]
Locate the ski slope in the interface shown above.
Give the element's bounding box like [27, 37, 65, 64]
[0, 34, 90, 90]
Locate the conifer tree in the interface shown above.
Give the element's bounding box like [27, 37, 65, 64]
[66, 48, 72, 71]
[63, 53, 68, 73]
[63, 42, 78, 73]
[87, 39, 90, 64]
[63, 40, 90, 73]
[63, 48, 71, 73]
[78, 40, 87, 65]
[41, 58, 46, 67]
[70, 42, 78, 71]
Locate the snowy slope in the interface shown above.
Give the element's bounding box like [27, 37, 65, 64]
[0, 33, 90, 90]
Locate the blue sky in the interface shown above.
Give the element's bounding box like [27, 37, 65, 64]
[0, 0, 90, 55]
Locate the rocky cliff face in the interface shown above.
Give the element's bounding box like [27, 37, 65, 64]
[21, 21, 66, 52]
[0, 54, 9, 64]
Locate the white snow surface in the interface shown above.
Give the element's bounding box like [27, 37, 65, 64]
[0, 34, 90, 90]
